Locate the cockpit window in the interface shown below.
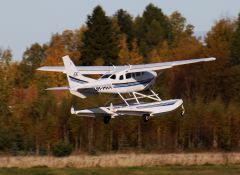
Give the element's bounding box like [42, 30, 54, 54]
[126, 73, 131, 79]
[101, 74, 111, 79]
[110, 74, 116, 79]
[119, 75, 124, 80]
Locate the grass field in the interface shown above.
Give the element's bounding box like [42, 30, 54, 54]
[0, 165, 239, 175]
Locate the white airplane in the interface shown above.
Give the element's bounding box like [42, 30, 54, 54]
[37, 55, 216, 124]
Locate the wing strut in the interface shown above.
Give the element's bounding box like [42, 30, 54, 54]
[132, 92, 140, 104]
[118, 93, 130, 106]
[118, 90, 162, 106]
[150, 89, 162, 101]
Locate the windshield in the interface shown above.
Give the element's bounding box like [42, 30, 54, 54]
[101, 74, 111, 79]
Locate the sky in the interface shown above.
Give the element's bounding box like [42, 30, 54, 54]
[0, 0, 240, 60]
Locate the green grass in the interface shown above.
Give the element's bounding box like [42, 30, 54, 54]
[0, 165, 239, 175]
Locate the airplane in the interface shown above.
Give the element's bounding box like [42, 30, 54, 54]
[37, 55, 216, 124]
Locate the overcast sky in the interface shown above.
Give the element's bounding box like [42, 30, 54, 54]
[1, 0, 240, 59]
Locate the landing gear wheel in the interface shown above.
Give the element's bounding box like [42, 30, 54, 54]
[180, 111, 184, 117]
[180, 105, 185, 117]
[143, 114, 150, 122]
[103, 116, 111, 124]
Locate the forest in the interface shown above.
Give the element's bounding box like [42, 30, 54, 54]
[0, 4, 240, 156]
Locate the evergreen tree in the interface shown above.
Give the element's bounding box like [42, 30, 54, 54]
[129, 39, 144, 64]
[0, 50, 12, 118]
[43, 34, 67, 86]
[0, 127, 10, 151]
[118, 34, 130, 64]
[61, 30, 82, 63]
[135, 3, 173, 56]
[23, 43, 47, 70]
[205, 18, 236, 101]
[0, 49, 12, 66]
[206, 18, 235, 65]
[81, 6, 119, 65]
[0, 67, 11, 118]
[169, 11, 194, 42]
[114, 9, 134, 49]
[230, 13, 240, 65]
[15, 43, 47, 88]
[170, 11, 186, 35]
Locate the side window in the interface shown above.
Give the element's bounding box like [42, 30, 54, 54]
[126, 73, 131, 79]
[110, 74, 116, 79]
[119, 75, 123, 80]
[132, 73, 136, 78]
[142, 72, 145, 76]
[101, 74, 111, 79]
[136, 72, 141, 77]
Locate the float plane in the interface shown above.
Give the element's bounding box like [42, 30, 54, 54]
[37, 56, 216, 124]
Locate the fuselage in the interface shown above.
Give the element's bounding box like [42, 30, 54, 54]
[98, 71, 157, 93]
[75, 71, 157, 94]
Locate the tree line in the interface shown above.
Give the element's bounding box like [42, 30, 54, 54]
[0, 4, 240, 155]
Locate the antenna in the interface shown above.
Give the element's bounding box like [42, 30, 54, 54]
[128, 64, 132, 69]
[110, 63, 116, 69]
[124, 61, 132, 69]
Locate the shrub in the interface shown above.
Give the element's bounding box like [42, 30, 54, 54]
[88, 149, 97, 156]
[52, 141, 73, 157]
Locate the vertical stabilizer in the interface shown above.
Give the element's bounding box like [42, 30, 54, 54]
[63, 55, 81, 88]
[62, 55, 95, 98]
[62, 55, 95, 88]
[63, 55, 78, 75]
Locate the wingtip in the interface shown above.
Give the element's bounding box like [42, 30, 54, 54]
[209, 57, 216, 61]
[36, 66, 47, 71]
[205, 57, 216, 61]
[36, 67, 43, 71]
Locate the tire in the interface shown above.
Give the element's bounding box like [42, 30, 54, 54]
[180, 111, 184, 117]
[181, 105, 185, 117]
[103, 116, 111, 124]
[143, 114, 150, 122]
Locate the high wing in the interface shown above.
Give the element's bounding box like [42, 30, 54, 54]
[128, 57, 216, 73]
[37, 56, 216, 74]
[37, 65, 114, 74]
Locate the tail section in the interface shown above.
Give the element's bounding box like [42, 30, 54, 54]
[38, 55, 97, 99]
[62, 56, 96, 98]
[62, 55, 94, 88]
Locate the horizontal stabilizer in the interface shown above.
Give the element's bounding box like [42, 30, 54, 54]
[45, 87, 89, 98]
[37, 66, 66, 73]
[45, 87, 69, 91]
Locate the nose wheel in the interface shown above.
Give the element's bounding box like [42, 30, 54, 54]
[143, 114, 150, 122]
[180, 105, 185, 117]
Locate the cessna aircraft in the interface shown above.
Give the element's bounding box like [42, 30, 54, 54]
[37, 55, 216, 124]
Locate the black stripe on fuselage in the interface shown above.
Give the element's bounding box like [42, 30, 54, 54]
[112, 78, 154, 88]
[69, 76, 88, 83]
